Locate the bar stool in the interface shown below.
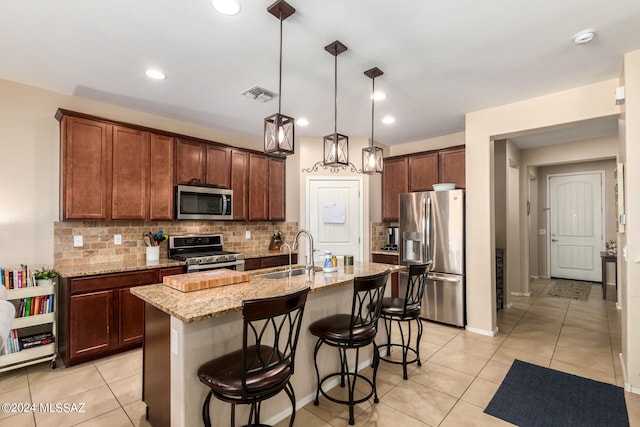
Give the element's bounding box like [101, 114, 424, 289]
[197, 287, 310, 427]
[308, 270, 390, 425]
[378, 262, 431, 380]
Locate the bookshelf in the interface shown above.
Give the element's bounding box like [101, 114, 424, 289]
[0, 283, 57, 372]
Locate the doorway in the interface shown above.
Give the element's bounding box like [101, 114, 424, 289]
[548, 171, 604, 282]
[306, 176, 363, 263]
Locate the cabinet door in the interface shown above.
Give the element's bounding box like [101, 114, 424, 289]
[112, 126, 149, 220]
[268, 157, 286, 220]
[439, 148, 465, 188]
[230, 150, 248, 220]
[382, 157, 409, 221]
[176, 139, 205, 185]
[409, 152, 438, 192]
[149, 134, 175, 220]
[205, 145, 231, 188]
[248, 154, 269, 220]
[62, 116, 112, 219]
[118, 288, 144, 346]
[69, 291, 114, 359]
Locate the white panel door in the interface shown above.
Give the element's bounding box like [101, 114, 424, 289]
[549, 172, 603, 281]
[308, 177, 362, 264]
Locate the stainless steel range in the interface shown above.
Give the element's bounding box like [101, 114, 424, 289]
[168, 234, 245, 272]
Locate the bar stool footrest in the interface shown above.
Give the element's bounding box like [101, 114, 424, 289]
[317, 372, 375, 406]
[377, 343, 420, 366]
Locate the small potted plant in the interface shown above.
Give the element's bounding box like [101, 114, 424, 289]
[34, 267, 60, 286]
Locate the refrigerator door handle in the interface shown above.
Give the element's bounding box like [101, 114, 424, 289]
[427, 272, 461, 283]
[425, 197, 432, 263]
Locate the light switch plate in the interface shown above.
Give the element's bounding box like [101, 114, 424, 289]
[245, 230, 251, 239]
[73, 235, 83, 247]
[114, 234, 122, 245]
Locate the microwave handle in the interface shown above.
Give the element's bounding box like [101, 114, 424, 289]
[222, 195, 228, 215]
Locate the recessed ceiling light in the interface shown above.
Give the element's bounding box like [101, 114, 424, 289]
[573, 29, 595, 45]
[372, 91, 386, 101]
[382, 116, 395, 124]
[212, 0, 241, 16]
[144, 69, 167, 80]
[296, 118, 309, 126]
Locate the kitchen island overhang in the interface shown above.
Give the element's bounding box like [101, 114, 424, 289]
[131, 261, 404, 427]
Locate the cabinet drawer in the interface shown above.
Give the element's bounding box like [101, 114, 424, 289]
[71, 270, 159, 295]
[372, 253, 399, 265]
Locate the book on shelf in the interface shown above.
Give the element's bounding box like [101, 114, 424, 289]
[1, 265, 35, 289]
[13, 295, 54, 318]
[19, 332, 54, 351]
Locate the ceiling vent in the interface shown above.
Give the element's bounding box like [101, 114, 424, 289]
[241, 85, 277, 103]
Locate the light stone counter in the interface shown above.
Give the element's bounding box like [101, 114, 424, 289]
[57, 258, 185, 278]
[130, 261, 401, 323]
[132, 261, 404, 427]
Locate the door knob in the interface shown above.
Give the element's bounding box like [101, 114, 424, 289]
[551, 239, 559, 242]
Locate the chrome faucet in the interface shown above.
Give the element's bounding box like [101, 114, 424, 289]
[280, 242, 292, 278]
[292, 229, 315, 276]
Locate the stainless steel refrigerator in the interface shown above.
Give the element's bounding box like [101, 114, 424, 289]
[399, 190, 465, 327]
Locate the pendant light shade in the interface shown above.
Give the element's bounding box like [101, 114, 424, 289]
[264, 0, 295, 156]
[323, 40, 349, 167]
[362, 67, 384, 174]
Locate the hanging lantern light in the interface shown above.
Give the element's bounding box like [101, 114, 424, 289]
[362, 67, 384, 174]
[264, 0, 296, 156]
[323, 40, 349, 167]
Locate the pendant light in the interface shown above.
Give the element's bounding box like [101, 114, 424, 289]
[362, 67, 384, 174]
[264, 0, 296, 156]
[323, 40, 349, 167]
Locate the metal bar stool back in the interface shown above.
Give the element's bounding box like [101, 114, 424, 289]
[197, 287, 310, 427]
[378, 262, 431, 379]
[309, 270, 390, 425]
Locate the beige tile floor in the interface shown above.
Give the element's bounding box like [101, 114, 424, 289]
[0, 278, 638, 426]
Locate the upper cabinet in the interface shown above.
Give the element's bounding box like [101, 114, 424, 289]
[176, 139, 231, 188]
[439, 147, 466, 189]
[382, 146, 465, 221]
[382, 157, 409, 221]
[60, 116, 112, 220]
[58, 109, 286, 222]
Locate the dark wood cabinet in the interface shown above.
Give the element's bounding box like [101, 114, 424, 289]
[248, 154, 269, 220]
[112, 126, 149, 220]
[175, 138, 205, 185]
[230, 150, 249, 220]
[60, 115, 112, 220]
[244, 254, 299, 271]
[382, 157, 409, 221]
[439, 148, 466, 188]
[176, 138, 231, 188]
[371, 253, 400, 297]
[381, 146, 465, 221]
[268, 158, 286, 221]
[409, 152, 438, 192]
[59, 266, 186, 366]
[69, 291, 113, 360]
[149, 134, 175, 220]
[205, 145, 231, 189]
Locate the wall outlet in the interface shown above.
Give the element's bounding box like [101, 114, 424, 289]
[245, 230, 251, 239]
[73, 235, 83, 247]
[114, 234, 122, 245]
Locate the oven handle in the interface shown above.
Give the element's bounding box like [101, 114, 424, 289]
[187, 260, 245, 272]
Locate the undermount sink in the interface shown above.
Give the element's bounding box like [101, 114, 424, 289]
[257, 267, 318, 280]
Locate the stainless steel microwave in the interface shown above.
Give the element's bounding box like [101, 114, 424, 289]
[175, 185, 233, 220]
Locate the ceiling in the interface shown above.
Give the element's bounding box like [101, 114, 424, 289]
[2, 0, 640, 146]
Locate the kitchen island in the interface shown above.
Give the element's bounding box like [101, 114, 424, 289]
[131, 261, 403, 427]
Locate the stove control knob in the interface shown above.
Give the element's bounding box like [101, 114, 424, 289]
[196, 259, 202, 264]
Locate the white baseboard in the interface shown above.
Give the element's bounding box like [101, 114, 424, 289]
[510, 291, 532, 297]
[529, 275, 540, 279]
[502, 302, 513, 309]
[465, 325, 498, 337]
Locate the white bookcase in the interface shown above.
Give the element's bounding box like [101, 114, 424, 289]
[0, 283, 57, 372]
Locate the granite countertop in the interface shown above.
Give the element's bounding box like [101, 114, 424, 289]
[130, 261, 405, 324]
[57, 259, 186, 278]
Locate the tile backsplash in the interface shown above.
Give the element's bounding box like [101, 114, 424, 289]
[54, 221, 298, 269]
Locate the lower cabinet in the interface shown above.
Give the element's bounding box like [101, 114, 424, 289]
[59, 265, 185, 366]
[371, 253, 400, 297]
[244, 254, 299, 271]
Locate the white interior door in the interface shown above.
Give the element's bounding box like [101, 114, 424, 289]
[549, 172, 604, 281]
[307, 177, 362, 264]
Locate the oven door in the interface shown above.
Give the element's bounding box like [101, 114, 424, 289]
[187, 260, 245, 272]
